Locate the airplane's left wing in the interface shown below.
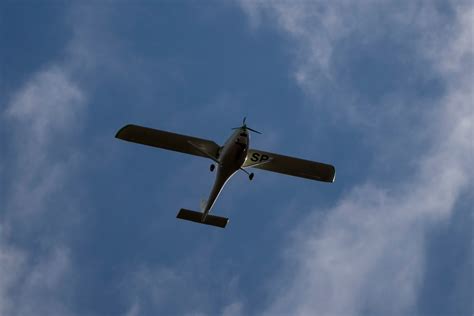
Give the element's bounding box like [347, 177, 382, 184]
[116, 124, 220, 160]
[243, 148, 336, 183]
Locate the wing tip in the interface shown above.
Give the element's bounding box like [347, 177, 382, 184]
[321, 165, 336, 183]
[115, 124, 134, 139]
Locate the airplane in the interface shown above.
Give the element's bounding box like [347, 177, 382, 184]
[115, 118, 335, 228]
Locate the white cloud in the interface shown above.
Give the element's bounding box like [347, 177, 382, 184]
[1, 65, 84, 315]
[15, 247, 74, 316]
[222, 302, 243, 316]
[0, 246, 72, 316]
[1, 61, 86, 314]
[4, 67, 85, 221]
[239, 1, 408, 91]
[239, 1, 473, 315]
[122, 265, 208, 315]
[121, 256, 245, 316]
[0, 4, 110, 315]
[0, 241, 25, 315]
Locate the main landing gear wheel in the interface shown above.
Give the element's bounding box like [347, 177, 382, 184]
[210, 164, 215, 172]
[249, 173, 254, 180]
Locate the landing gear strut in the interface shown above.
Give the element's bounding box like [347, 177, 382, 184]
[240, 167, 254, 181]
[210, 164, 215, 172]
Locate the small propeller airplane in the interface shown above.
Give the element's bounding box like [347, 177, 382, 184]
[115, 118, 335, 228]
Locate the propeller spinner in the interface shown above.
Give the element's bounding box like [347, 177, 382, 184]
[232, 117, 261, 134]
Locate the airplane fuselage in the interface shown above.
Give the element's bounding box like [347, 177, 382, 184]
[202, 128, 249, 218]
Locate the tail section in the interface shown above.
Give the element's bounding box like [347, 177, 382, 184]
[176, 209, 228, 228]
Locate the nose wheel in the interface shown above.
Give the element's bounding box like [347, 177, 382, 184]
[210, 164, 215, 172]
[240, 167, 254, 181]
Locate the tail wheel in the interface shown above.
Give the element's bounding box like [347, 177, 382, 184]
[249, 173, 254, 181]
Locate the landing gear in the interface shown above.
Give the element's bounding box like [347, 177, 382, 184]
[240, 167, 254, 181]
[210, 164, 215, 172]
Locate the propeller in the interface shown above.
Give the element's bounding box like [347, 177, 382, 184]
[232, 117, 262, 134]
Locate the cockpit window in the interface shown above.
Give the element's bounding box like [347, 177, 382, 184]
[240, 132, 247, 137]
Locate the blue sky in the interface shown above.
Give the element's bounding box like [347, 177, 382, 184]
[1, 1, 472, 315]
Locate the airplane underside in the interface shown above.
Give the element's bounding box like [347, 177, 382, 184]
[115, 118, 335, 229]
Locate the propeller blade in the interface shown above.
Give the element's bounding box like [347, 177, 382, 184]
[247, 127, 262, 134]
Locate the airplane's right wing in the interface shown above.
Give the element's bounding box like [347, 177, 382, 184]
[115, 124, 220, 160]
[243, 149, 336, 183]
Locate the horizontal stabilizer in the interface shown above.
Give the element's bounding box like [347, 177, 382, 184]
[176, 209, 228, 228]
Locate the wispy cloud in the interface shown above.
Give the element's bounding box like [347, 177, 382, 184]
[1, 64, 84, 316]
[0, 4, 115, 315]
[0, 241, 24, 314]
[239, 1, 473, 315]
[120, 257, 245, 316]
[1, 67, 81, 316]
[4, 66, 85, 219]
